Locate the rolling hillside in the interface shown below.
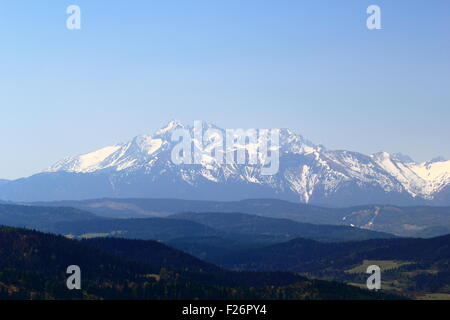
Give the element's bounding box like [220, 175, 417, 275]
[205, 235, 450, 299]
[170, 211, 396, 242]
[0, 226, 394, 300]
[0, 203, 397, 244]
[26, 198, 450, 237]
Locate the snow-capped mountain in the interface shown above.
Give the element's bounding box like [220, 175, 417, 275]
[1, 121, 449, 206]
[372, 152, 450, 200]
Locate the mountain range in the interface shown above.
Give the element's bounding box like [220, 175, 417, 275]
[0, 120, 449, 206]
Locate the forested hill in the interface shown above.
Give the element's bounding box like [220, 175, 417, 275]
[0, 226, 397, 300]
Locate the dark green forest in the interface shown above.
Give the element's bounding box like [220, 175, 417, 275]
[0, 226, 394, 300]
[1, 202, 449, 300]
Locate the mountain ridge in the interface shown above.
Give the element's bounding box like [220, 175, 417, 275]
[0, 202, 399, 243]
[1, 121, 449, 206]
[11, 198, 450, 238]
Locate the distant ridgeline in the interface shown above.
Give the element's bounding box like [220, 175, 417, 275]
[9, 198, 450, 238]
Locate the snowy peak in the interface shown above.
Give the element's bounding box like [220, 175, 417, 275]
[131, 135, 165, 155]
[46, 121, 177, 174]
[409, 159, 450, 194]
[44, 121, 317, 176]
[154, 119, 185, 136]
[47, 145, 122, 173]
[42, 121, 450, 204]
[278, 128, 316, 154]
[371, 152, 426, 197]
[372, 151, 450, 198]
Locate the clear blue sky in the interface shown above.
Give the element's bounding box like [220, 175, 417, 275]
[0, 0, 449, 179]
